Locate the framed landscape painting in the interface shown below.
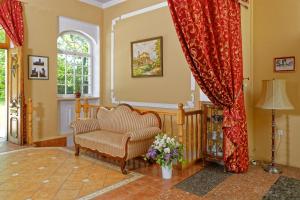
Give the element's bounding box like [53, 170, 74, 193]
[131, 37, 163, 77]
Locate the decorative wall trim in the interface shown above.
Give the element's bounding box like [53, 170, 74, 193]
[79, 0, 126, 9]
[111, 1, 196, 109]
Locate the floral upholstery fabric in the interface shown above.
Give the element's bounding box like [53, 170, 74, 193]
[0, 0, 24, 46]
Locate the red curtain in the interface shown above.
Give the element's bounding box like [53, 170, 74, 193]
[168, 0, 249, 173]
[0, 0, 24, 46]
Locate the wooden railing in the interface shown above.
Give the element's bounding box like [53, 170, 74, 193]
[75, 98, 203, 169]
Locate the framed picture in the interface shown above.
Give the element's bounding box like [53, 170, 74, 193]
[274, 57, 295, 72]
[28, 55, 49, 80]
[131, 36, 163, 77]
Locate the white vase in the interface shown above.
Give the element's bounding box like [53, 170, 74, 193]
[161, 164, 172, 179]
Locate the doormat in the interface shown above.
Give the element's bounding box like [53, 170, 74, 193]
[263, 176, 300, 200]
[175, 163, 231, 196]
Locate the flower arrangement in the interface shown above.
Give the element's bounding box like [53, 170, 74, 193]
[145, 133, 184, 168]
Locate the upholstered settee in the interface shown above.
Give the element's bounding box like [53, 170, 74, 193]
[71, 104, 161, 174]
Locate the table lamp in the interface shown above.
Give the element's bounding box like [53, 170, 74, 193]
[256, 79, 294, 174]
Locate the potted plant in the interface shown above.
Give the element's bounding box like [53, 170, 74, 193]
[145, 134, 184, 179]
[74, 80, 81, 98]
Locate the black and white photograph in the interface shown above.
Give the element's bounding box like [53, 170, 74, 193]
[28, 55, 49, 80]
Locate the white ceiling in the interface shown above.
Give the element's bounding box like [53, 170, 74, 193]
[80, 0, 126, 9]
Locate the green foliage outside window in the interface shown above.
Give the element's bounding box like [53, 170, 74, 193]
[0, 27, 5, 43]
[0, 49, 6, 105]
[57, 32, 91, 96]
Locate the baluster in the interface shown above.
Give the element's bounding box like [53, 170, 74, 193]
[190, 115, 194, 162]
[162, 114, 166, 133]
[83, 98, 89, 119]
[75, 98, 81, 120]
[185, 116, 189, 163]
[195, 114, 199, 159]
[176, 103, 185, 144]
[27, 98, 33, 145]
[170, 115, 173, 137]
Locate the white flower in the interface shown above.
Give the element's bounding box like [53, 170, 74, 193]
[166, 137, 171, 143]
[164, 148, 170, 153]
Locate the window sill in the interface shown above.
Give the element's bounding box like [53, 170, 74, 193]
[57, 96, 100, 101]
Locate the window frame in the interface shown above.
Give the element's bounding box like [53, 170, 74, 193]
[57, 31, 93, 97]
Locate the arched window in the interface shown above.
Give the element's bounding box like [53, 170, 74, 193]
[57, 32, 92, 96]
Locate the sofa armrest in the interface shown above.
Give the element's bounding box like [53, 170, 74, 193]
[127, 127, 161, 142]
[70, 119, 100, 135]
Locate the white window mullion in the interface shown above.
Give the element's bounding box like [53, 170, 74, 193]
[73, 56, 76, 94]
[81, 56, 84, 94]
[64, 54, 67, 95]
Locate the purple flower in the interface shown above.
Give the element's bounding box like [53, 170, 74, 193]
[172, 149, 178, 157]
[164, 153, 171, 161]
[147, 148, 157, 159]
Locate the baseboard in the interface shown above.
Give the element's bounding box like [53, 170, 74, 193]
[34, 136, 67, 147]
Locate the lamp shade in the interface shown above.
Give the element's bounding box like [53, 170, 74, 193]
[256, 79, 294, 110]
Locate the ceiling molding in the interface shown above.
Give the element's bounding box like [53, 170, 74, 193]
[102, 0, 126, 9]
[79, 0, 126, 9]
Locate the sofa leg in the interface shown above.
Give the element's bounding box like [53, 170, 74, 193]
[75, 145, 80, 156]
[121, 160, 127, 174]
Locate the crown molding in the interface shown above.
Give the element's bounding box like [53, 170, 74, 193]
[79, 0, 126, 9]
[102, 0, 126, 9]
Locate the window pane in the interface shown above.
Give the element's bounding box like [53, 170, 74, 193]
[57, 85, 65, 95]
[0, 27, 5, 43]
[83, 66, 89, 76]
[83, 76, 89, 84]
[57, 33, 90, 54]
[75, 66, 82, 76]
[75, 76, 82, 92]
[57, 74, 65, 85]
[67, 85, 74, 94]
[0, 49, 6, 102]
[57, 54, 65, 86]
[66, 75, 74, 86]
[83, 85, 89, 94]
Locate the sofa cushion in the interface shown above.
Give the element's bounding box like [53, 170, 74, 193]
[75, 130, 128, 158]
[97, 105, 160, 133]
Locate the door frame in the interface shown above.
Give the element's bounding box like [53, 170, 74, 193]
[0, 28, 10, 141]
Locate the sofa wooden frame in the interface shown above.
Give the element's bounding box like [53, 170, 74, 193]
[73, 103, 161, 174]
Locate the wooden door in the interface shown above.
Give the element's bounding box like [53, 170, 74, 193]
[7, 47, 24, 145]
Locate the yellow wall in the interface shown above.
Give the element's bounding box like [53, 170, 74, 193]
[23, 0, 103, 140]
[102, 0, 194, 106]
[241, 1, 254, 160]
[253, 0, 300, 167]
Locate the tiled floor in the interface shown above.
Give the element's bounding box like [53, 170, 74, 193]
[1, 142, 300, 200]
[0, 147, 141, 200]
[0, 141, 25, 153]
[95, 161, 300, 200]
